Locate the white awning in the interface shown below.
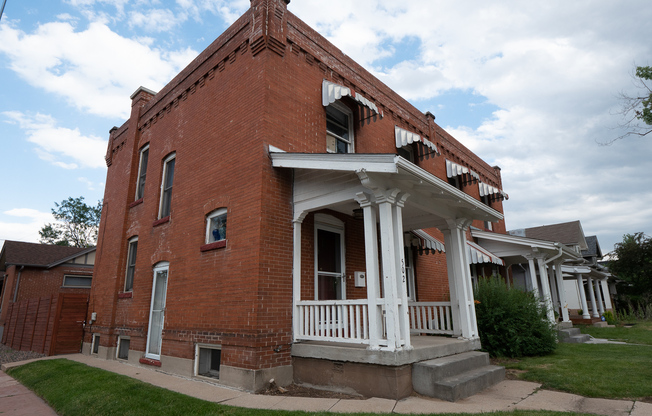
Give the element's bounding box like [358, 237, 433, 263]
[445, 160, 479, 180]
[466, 240, 504, 266]
[322, 80, 381, 116]
[478, 181, 509, 200]
[395, 126, 439, 154]
[411, 229, 445, 253]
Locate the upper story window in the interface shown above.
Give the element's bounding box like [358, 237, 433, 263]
[158, 153, 176, 219]
[326, 102, 354, 154]
[205, 208, 227, 244]
[63, 275, 92, 288]
[135, 145, 149, 200]
[125, 237, 138, 292]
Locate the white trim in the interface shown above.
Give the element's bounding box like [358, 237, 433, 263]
[158, 153, 176, 219]
[145, 261, 169, 360]
[135, 144, 149, 200]
[326, 100, 355, 153]
[116, 336, 130, 360]
[194, 343, 222, 378]
[205, 208, 227, 244]
[314, 214, 346, 301]
[124, 236, 138, 292]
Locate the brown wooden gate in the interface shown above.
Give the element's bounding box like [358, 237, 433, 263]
[2, 293, 88, 356]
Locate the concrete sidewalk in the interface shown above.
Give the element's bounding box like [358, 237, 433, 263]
[2, 354, 651, 415]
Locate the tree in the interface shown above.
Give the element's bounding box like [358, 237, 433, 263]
[610, 66, 652, 143]
[39, 197, 103, 247]
[609, 232, 652, 305]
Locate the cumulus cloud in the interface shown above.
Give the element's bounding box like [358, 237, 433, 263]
[3, 111, 107, 169]
[0, 208, 55, 244]
[0, 20, 198, 119]
[129, 8, 187, 32]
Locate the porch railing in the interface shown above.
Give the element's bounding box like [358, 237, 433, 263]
[408, 301, 454, 335]
[296, 300, 370, 344]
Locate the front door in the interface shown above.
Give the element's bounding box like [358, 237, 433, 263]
[146, 262, 169, 360]
[315, 216, 345, 300]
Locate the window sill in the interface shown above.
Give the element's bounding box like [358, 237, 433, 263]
[153, 216, 170, 227]
[200, 240, 227, 252]
[129, 198, 144, 208]
[118, 291, 133, 299]
[139, 357, 162, 367]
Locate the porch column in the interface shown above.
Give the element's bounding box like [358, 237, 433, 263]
[292, 212, 307, 342]
[587, 277, 599, 318]
[356, 193, 382, 349]
[554, 260, 571, 323]
[600, 279, 613, 310]
[536, 256, 556, 323]
[594, 279, 605, 316]
[392, 193, 412, 349]
[377, 189, 405, 350]
[442, 218, 477, 339]
[577, 274, 590, 319]
[525, 255, 539, 298]
[547, 264, 559, 312]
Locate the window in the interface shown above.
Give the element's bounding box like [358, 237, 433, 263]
[326, 103, 354, 153]
[448, 176, 462, 190]
[135, 145, 149, 200]
[195, 344, 221, 379]
[117, 337, 130, 360]
[205, 208, 227, 244]
[146, 262, 169, 360]
[63, 275, 92, 288]
[125, 237, 138, 292]
[314, 214, 345, 300]
[158, 153, 176, 219]
[92, 334, 100, 354]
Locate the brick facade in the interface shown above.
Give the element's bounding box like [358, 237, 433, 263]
[87, 0, 507, 390]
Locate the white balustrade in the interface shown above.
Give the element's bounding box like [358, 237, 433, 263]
[408, 301, 454, 335]
[296, 300, 370, 344]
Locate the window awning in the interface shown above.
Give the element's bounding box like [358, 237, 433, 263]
[446, 160, 479, 181]
[466, 240, 504, 266]
[322, 80, 383, 124]
[478, 181, 509, 200]
[411, 229, 445, 254]
[395, 126, 439, 154]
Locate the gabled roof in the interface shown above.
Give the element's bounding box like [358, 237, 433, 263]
[581, 235, 602, 258]
[0, 240, 94, 271]
[510, 220, 588, 250]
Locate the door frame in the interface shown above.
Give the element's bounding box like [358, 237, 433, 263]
[145, 261, 169, 360]
[314, 214, 346, 300]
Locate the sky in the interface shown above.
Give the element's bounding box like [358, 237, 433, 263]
[1, 0, 651, 254]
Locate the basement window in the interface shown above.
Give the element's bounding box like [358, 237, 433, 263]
[92, 334, 100, 354]
[195, 344, 221, 379]
[117, 337, 130, 360]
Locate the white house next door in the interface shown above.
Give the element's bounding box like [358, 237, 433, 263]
[146, 262, 169, 360]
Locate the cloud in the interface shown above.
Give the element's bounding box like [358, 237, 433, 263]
[0, 208, 55, 244]
[129, 8, 187, 32]
[0, 20, 198, 119]
[3, 111, 107, 169]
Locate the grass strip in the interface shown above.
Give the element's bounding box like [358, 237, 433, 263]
[503, 343, 652, 399]
[578, 321, 652, 345]
[7, 359, 594, 416]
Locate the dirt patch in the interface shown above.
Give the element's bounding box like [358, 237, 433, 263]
[0, 344, 46, 365]
[261, 382, 365, 400]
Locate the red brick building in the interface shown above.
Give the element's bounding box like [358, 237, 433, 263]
[0, 241, 95, 338]
[86, 0, 509, 398]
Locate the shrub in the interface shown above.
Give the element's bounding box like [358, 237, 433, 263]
[602, 310, 616, 325]
[474, 277, 557, 358]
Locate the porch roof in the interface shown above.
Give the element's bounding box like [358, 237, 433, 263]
[561, 265, 609, 280]
[470, 228, 580, 266]
[270, 152, 503, 229]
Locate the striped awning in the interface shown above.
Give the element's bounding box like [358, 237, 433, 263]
[446, 160, 479, 181]
[478, 181, 509, 200]
[395, 126, 439, 154]
[411, 229, 445, 253]
[322, 80, 382, 117]
[466, 240, 504, 265]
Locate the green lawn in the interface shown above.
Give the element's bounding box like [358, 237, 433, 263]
[7, 359, 594, 416]
[578, 321, 652, 345]
[502, 342, 652, 399]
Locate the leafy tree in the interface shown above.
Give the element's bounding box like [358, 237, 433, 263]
[39, 197, 103, 248]
[609, 232, 652, 305]
[610, 66, 652, 143]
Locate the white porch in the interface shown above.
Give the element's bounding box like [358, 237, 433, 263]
[271, 152, 503, 351]
[561, 265, 612, 320]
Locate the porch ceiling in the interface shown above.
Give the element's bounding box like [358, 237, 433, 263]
[471, 229, 580, 265]
[270, 152, 503, 228]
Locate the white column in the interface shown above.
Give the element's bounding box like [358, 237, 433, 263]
[392, 192, 411, 349]
[377, 189, 402, 350]
[555, 260, 570, 323]
[594, 278, 605, 316]
[292, 215, 306, 342]
[357, 193, 382, 349]
[577, 274, 590, 319]
[536, 256, 556, 323]
[525, 256, 539, 298]
[587, 277, 599, 318]
[600, 279, 613, 310]
[548, 264, 559, 312]
[442, 219, 476, 339]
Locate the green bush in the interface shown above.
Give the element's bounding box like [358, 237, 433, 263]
[602, 310, 616, 325]
[474, 277, 557, 358]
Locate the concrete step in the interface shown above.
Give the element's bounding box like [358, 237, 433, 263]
[412, 351, 505, 402]
[593, 321, 608, 328]
[558, 328, 590, 343]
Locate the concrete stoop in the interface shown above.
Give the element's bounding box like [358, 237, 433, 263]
[558, 327, 591, 343]
[411, 351, 505, 402]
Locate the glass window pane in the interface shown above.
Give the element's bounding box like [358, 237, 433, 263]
[63, 276, 92, 287]
[209, 213, 227, 242]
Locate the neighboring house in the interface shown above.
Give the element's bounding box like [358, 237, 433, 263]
[0, 240, 95, 341]
[85, 0, 510, 399]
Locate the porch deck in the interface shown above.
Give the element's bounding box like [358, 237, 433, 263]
[292, 335, 481, 367]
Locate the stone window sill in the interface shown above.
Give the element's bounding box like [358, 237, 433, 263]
[200, 240, 227, 252]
